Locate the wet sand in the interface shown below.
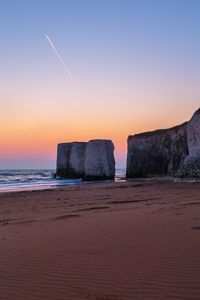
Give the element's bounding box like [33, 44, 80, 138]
[0, 180, 200, 300]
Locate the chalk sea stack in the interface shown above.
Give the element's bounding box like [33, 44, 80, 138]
[84, 140, 115, 180]
[56, 142, 87, 178]
[126, 108, 200, 178]
[68, 142, 87, 178]
[56, 143, 72, 178]
[56, 139, 115, 180]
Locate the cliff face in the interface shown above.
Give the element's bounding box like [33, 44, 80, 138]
[178, 108, 200, 177]
[84, 140, 115, 180]
[126, 108, 200, 178]
[56, 142, 87, 178]
[56, 139, 115, 180]
[56, 143, 72, 178]
[187, 108, 200, 157]
[68, 142, 87, 178]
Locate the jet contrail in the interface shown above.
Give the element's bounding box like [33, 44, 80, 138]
[45, 33, 73, 81]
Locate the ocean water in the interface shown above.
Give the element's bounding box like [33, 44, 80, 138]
[0, 169, 126, 193]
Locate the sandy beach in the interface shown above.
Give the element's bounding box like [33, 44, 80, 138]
[0, 180, 200, 300]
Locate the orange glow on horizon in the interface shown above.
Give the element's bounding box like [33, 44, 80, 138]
[0, 105, 196, 167]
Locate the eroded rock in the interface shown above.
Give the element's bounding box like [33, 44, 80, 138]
[126, 108, 200, 178]
[56, 143, 72, 177]
[178, 108, 200, 177]
[84, 140, 115, 180]
[56, 140, 115, 180]
[68, 142, 87, 178]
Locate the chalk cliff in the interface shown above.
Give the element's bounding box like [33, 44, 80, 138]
[178, 108, 200, 177]
[68, 142, 87, 178]
[84, 140, 115, 180]
[56, 143, 72, 178]
[126, 108, 200, 178]
[56, 139, 115, 180]
[56, 142, 86, 178]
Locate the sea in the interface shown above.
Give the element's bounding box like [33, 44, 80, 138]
[0, 169, 126, 193]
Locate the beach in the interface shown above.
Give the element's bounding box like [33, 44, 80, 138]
[0, 180, 200, 300]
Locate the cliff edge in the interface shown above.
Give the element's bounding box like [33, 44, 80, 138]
[126, 108, 200, 178]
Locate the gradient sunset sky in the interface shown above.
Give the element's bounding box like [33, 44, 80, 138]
[1, 0, 200, 169]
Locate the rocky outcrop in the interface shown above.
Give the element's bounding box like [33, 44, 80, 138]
[56, 140, 115, 180]
[126, 108, 200, 178]
[56, 143, 72, 177]
[68, 142, 87, 178]
[56, 142, 87, 178]
[178, 108, 200, 177]
[187, 108, 200, 157]
[84, 140, 115, 180]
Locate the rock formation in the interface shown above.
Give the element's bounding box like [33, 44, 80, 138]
[178, 108, 200, 177]
[84, 140, 115, 180]
[56, 139, 115, 180]
[56, 143, 72, 178]
[68, 142, 87, 178]
[56, 142, 87, 178]
[126, 108, 200, 178]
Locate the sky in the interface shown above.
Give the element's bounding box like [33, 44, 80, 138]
[0, 0, 200, 169]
